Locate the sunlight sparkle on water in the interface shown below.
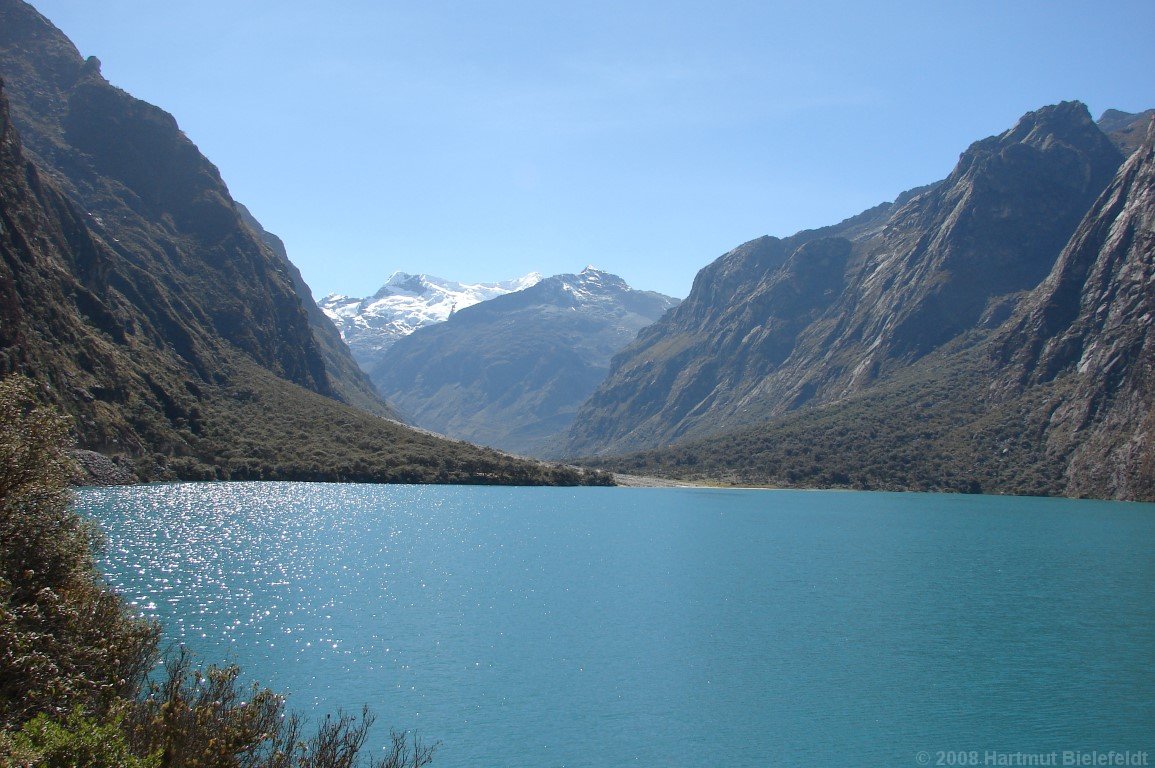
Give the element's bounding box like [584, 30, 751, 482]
[77, 482, 1155, 768]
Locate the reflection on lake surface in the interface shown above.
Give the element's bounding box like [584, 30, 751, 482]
[78, 482, 1155, 767]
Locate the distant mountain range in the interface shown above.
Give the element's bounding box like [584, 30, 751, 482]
[571, 104, 1154, 500]
[319, 271, 541, 368]
[0, 0, 607, 486]
[370, 267, 679, 456]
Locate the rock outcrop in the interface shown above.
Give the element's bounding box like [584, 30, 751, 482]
[998, 117, 1155, 498]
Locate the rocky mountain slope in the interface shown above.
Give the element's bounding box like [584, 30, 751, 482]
[234, 202, 395, 418]
[372, 267, 679, 456]
[0, 0, 606, 486]
[0, 4, 333, 398]
[319, 271, 541, 368]
[996, 116, 1155, 498]
[567, 101, 1126, 458]
[1099, 108, 1155, 156]
[581, 113, 1155, 500]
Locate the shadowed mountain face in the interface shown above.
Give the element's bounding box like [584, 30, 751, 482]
[566, 101, 1125, 458]
[371, 268, 679, 457]
[0, 1, 607, 486]
[0, 75, 195, 455]
[0, 1, 338, 392]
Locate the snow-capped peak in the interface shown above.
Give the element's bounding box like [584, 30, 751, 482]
[500, 272, 544, 292]
[318, 271, 542, 366]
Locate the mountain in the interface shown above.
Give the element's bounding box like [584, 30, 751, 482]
[578, 111, 1155, 501]
[1098, 108, 1155, 157]
[235, 202, 395, 419]
[996, 116, 1155, 498]
[319, 271, 541, 368]
[371, 267, 679, 456]
[0, 4, 333, 398]
[0, 0, 607, 486]
[566, 101, 1125, 458]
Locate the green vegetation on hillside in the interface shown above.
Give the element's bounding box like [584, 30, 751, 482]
[0, 375, 435, 767]
[587, 341, 1074, 497]
[129, 359, 613, 486]
[0, 378, 157, 730]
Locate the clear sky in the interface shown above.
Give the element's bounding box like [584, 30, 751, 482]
[28, 0, 1155, 300]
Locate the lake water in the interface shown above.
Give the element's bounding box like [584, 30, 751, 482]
[77, 483, 1154, 767]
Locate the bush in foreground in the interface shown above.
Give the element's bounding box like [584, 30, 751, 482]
[0, 375, 433, 767]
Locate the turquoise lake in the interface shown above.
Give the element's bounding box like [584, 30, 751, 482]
[77, 483, 1155, 767]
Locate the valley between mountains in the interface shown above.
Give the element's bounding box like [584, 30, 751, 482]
[316, 99, 1155, 500]
[1, 0, 1152, 499]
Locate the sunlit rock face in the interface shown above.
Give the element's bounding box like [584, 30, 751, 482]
[566, 102, 1126, 458]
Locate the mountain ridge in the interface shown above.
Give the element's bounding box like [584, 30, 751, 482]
[372, 267, 679, 456]
[566, 100, 1127, 458]
[319, 270, 542, 368]
[576, 111, 1154, 500]
[235, 202, 396, 419]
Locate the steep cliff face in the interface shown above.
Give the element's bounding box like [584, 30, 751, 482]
[998, 118, 1155, 498]
[0, 3, 608, 485]
[0, 77, 202, 455]
[1098, 108, 1155, 157]
[234, 202, 395, 418]
[0, 0, 355, 399]
[567, 102, 1124, 457]
[583, 116, 1155, 501]
[372, 268, 678, 456]
[813, 102, 1121, 365]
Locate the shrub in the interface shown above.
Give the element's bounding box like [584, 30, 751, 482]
[1, 374, 434, 766]
[8, 708, 158, 768]
[0, 375, 158, 727]
[125, 647, 435, 768]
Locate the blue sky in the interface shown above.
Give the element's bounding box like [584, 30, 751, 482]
[29, 0, 1155, 299]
